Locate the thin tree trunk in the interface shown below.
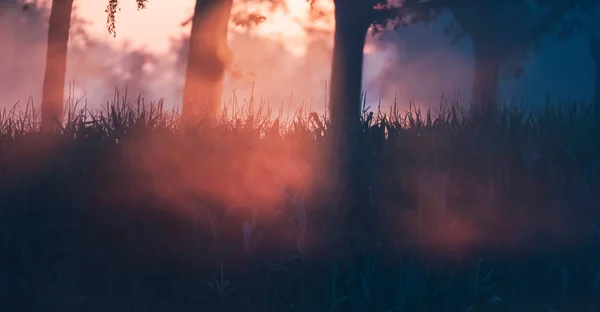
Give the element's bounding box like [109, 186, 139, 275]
[41, 0, 73, 132]
[590, 36, 600, 115]
[182, 0, 233, 126]
[328, 6, 377, 242]
[470, 38, 500, 118]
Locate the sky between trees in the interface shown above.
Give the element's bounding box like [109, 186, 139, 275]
[0, 0, 597, 116]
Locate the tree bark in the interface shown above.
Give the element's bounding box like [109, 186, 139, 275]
[470, 38, 500, 118]
[590, 36, 600, 115]
[41, 0, 73, 132]
[182, 0, 233, 126]
[328, 3, 378, 242]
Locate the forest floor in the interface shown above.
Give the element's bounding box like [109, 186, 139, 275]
[0, 98, 599, 311]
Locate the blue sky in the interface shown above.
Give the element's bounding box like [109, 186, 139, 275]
[366, 10, 597, 109]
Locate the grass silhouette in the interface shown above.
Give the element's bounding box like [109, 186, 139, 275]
[0, 90, 599, 311]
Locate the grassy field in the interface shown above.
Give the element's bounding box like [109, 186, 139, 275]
[0, 93, 599, 311]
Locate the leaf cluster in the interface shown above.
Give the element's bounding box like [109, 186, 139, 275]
[105, 0, 149, 37]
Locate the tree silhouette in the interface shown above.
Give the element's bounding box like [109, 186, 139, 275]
[591, 37, 600, 113]
[39, 0, 148, 132]
[40, 0, 74, 132]
[543, 0, 599, 112]
[439, 0, 594, 117]
[551, 0, 600, 113]
[181, 0, 234, 125]
[324, 0, 440, 244]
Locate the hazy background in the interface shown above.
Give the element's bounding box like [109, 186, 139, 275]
[0, 0, 596, 116]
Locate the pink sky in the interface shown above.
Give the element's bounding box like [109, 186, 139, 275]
[67, 0, 349, 115]
[2, 0, 592, 115]
[74, 0, 336, 56]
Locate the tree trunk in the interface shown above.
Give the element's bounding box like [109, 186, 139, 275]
[328, 4, 378, 243]
[182, 0, 233, 126]
[590, 36, 600, 115]
[41, 0, 73, 132]
[470, 38, 500, 118]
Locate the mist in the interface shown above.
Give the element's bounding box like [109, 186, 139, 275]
[0, 0, 596, 116]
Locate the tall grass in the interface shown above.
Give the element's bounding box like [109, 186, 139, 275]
[0, 91, 599, 311]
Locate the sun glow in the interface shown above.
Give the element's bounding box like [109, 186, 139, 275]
[72, 0, 336, 57]
[29, 0, 399, 117]
[233, 0, 335, 56]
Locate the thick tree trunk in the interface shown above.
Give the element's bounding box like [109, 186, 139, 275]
[328, 5, 379, 243]
[590, 36, 600, 115]
[182, 0, 233, 126]
[41, 0, 73, 132]
[470, 38, 500, 118]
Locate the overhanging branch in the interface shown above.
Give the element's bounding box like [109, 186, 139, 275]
[370, 0, 441, 25]
[520, 1, 579, 45]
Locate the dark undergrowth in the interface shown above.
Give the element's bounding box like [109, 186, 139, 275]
[0, 94, 599, 311]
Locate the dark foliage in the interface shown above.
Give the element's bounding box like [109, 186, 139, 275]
[0, 95, 599, 311]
